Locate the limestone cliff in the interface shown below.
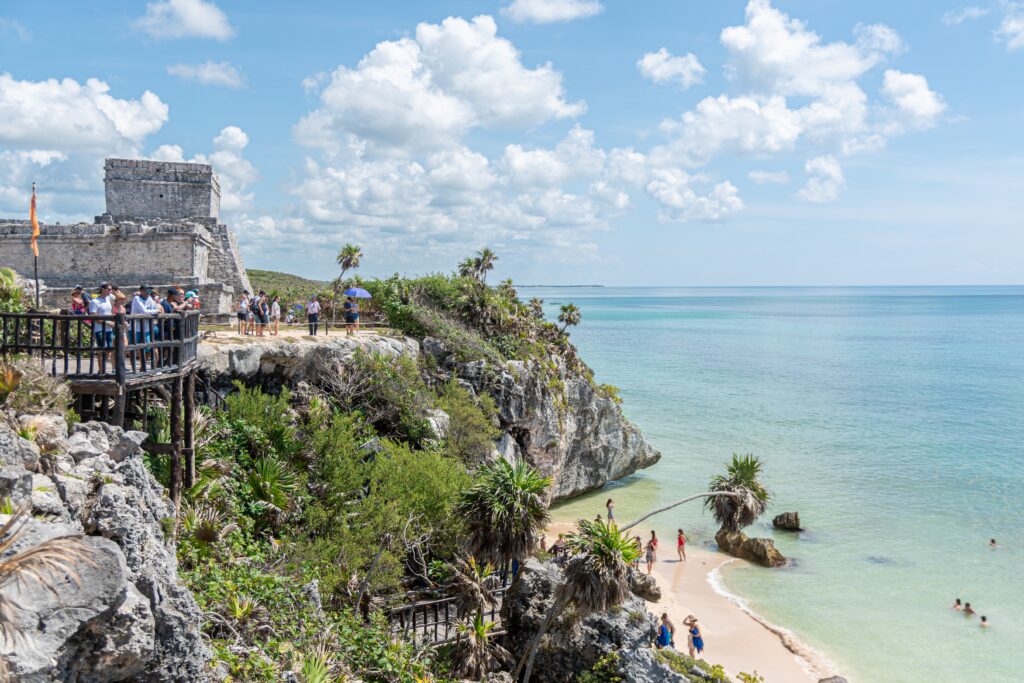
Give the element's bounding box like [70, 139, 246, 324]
[197, 333, 660, 502]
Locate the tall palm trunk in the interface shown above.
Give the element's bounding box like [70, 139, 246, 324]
[619, 491, 740, 532]
[514, 593, 568, 683]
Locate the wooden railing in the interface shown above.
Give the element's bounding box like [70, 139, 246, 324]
[387, 587, 508, 647]
[0, 310, 202, 382]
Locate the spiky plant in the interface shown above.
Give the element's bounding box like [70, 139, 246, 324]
[456, 459, 551, 570]
[247, 457, 296, 514]
[179, 502, 238, 545]
[516, 518, 641, 683]
[704, 453, 771, 532]
[226, 593, 261, 624]
[449, 556, 500, 620]
[558, 303, 582, 334]
[0, 508, 94, 674]
[453, 612, 511, 680]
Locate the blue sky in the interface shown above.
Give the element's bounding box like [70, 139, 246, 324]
[1, 0, 1022, 285]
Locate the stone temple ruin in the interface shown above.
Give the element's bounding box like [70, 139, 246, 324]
[0, 158, 251, 317]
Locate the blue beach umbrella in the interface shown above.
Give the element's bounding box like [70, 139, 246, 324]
[343, 287, 372, 298]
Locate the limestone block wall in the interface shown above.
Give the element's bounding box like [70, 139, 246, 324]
[207, 223, 252, 296]
[104, 158, 220, 220]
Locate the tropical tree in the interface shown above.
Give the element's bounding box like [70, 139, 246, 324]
[452, 612, 511, 680]
[515, 518, 640, 683]
[705, 453, 771, 532]
[475, 248, 498, 284]
[456, 459, 551, 572]
[332, 243, 363, 326]
[457, 257, 477, 279]
[558, 303, 581, 333]
[450, 556, 500, 619]
[527, 297, 545, 319]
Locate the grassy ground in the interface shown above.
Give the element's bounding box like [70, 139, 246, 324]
[247, 269, 329, 295]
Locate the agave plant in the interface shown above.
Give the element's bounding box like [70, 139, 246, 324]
[456, 459, 551, 571]
[226, 592, 262, 625]
[292, 641, 345, 683]
[515, 518, 641, 683]
[0, 508, 95, 675]
[452, 612, 511, 680]
[186, 457, 234, 504]
[704, 454, 771, 532]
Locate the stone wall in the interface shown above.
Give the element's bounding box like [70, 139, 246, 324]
[104, 158, 220, 219]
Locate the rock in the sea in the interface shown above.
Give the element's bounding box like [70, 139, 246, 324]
[503, 559, 685, 683]
[0, 415, 213, 682]
[715, 528, 787, 567]
[772, 511, 802, 531]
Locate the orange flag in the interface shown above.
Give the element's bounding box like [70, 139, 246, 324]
[30, 183, 40, 257]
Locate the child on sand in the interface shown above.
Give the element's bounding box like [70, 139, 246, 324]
[677, 529, 687, 561]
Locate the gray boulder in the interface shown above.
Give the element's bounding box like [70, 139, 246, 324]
[772, 511, 802, 531]
[0, 420, 40, 470]
[819, 678, 849, 683]
[503, 558, 685, 683]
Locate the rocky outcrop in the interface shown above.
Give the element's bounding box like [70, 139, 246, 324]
[0, 418, 213, 682]
[715, 528, 787, 568]
[426, 338, 660, 501]
[772, 511, 802, 531]
[818, 678, 848, 683]
[503, 559, 684, 683]
[198, 334, 661, 502]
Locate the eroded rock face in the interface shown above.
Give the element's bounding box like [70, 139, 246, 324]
[715, 528, 787, 568]
[433, 340, 661, 501]
[0, 419, 212, 682]
[503, 559, 685, 683]
[772, 511, 802, 531]
[198, 334, 661, 503]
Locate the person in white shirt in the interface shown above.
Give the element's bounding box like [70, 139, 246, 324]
[130, 285, 160, 367]
[237, 291, 250, 335]
[87, 283, 116, 369]
[307, 295, 321, 336]
[270, 296, 281, 336]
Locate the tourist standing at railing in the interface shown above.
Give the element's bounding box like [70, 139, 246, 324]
[88, 283, 116, 369]
[113, 291, 129, 356]
[307, 295, 321, 336]
[70, 285, 87, 315]
[161, 289, 190, 364]
[130, 285, 160, 367]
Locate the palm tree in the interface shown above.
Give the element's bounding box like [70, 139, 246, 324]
[527, 297, 545, 319]
[332, 243, 363, 326]
[456, 459, 551, 572]
[450, 556, 500, 619]
[558, 303, 581, 333]
[705, 454, 771, 532]
[452, 612, 511, 680]
[457, 256, 477, 279]
[515, 518, 640, 683]
[475, 248, 498, 284]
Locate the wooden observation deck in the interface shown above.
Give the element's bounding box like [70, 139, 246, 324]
[1, 310, 204, 504]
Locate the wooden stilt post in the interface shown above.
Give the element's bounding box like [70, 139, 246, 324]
[183, 370, 196, 488]
[169, 374, 183, 510]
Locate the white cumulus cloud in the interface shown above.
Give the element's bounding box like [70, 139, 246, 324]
[637, 48, 705, 88]
[135, 0, 234, 41]
[881, 69, 946, 128]
[167, 61, 244, 88]
[646, 168, 743, 222]
[997, 3, 1024, 50]
[501, 0, 604, 24]
[748, 170, 790, 185]
[797, 155, 844, 203]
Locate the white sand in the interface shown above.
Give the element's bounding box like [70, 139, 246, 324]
[547, 523, 836, 681]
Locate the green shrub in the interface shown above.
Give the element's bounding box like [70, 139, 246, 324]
[577, 652, 624, 683]
[0, 358, 71, 415]
[435, 379, 500, 464]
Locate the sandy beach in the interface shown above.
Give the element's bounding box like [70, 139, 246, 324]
[547, 523, 834, 682]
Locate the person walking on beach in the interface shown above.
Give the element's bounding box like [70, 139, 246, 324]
[677, 529, 687, 562]
[684, 615, 704, 657]
[964, 603, 976, 617]
[606, 498, 614, 522]
[650, 530, 659, 553]
[645, 537, 657, 575]
[307, 295, 321, 336]
[952, 598, 962, 611]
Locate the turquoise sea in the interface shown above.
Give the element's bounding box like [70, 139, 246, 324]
[537, 286, 1024, 683]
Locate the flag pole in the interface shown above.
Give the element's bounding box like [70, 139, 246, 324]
[32, 182, 40, 309]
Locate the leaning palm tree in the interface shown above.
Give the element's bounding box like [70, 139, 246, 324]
[332, 243, 363, 326]
[1, 508, 94, 681]
[705, 453, 771, 532]
[456, 459, 551, 571]
[452, 612, 511, 680]
[558, 303, 581, 333]
[515, 518, 640, 683]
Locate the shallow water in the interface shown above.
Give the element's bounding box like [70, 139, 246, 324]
[540, 286, 1024, 682]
